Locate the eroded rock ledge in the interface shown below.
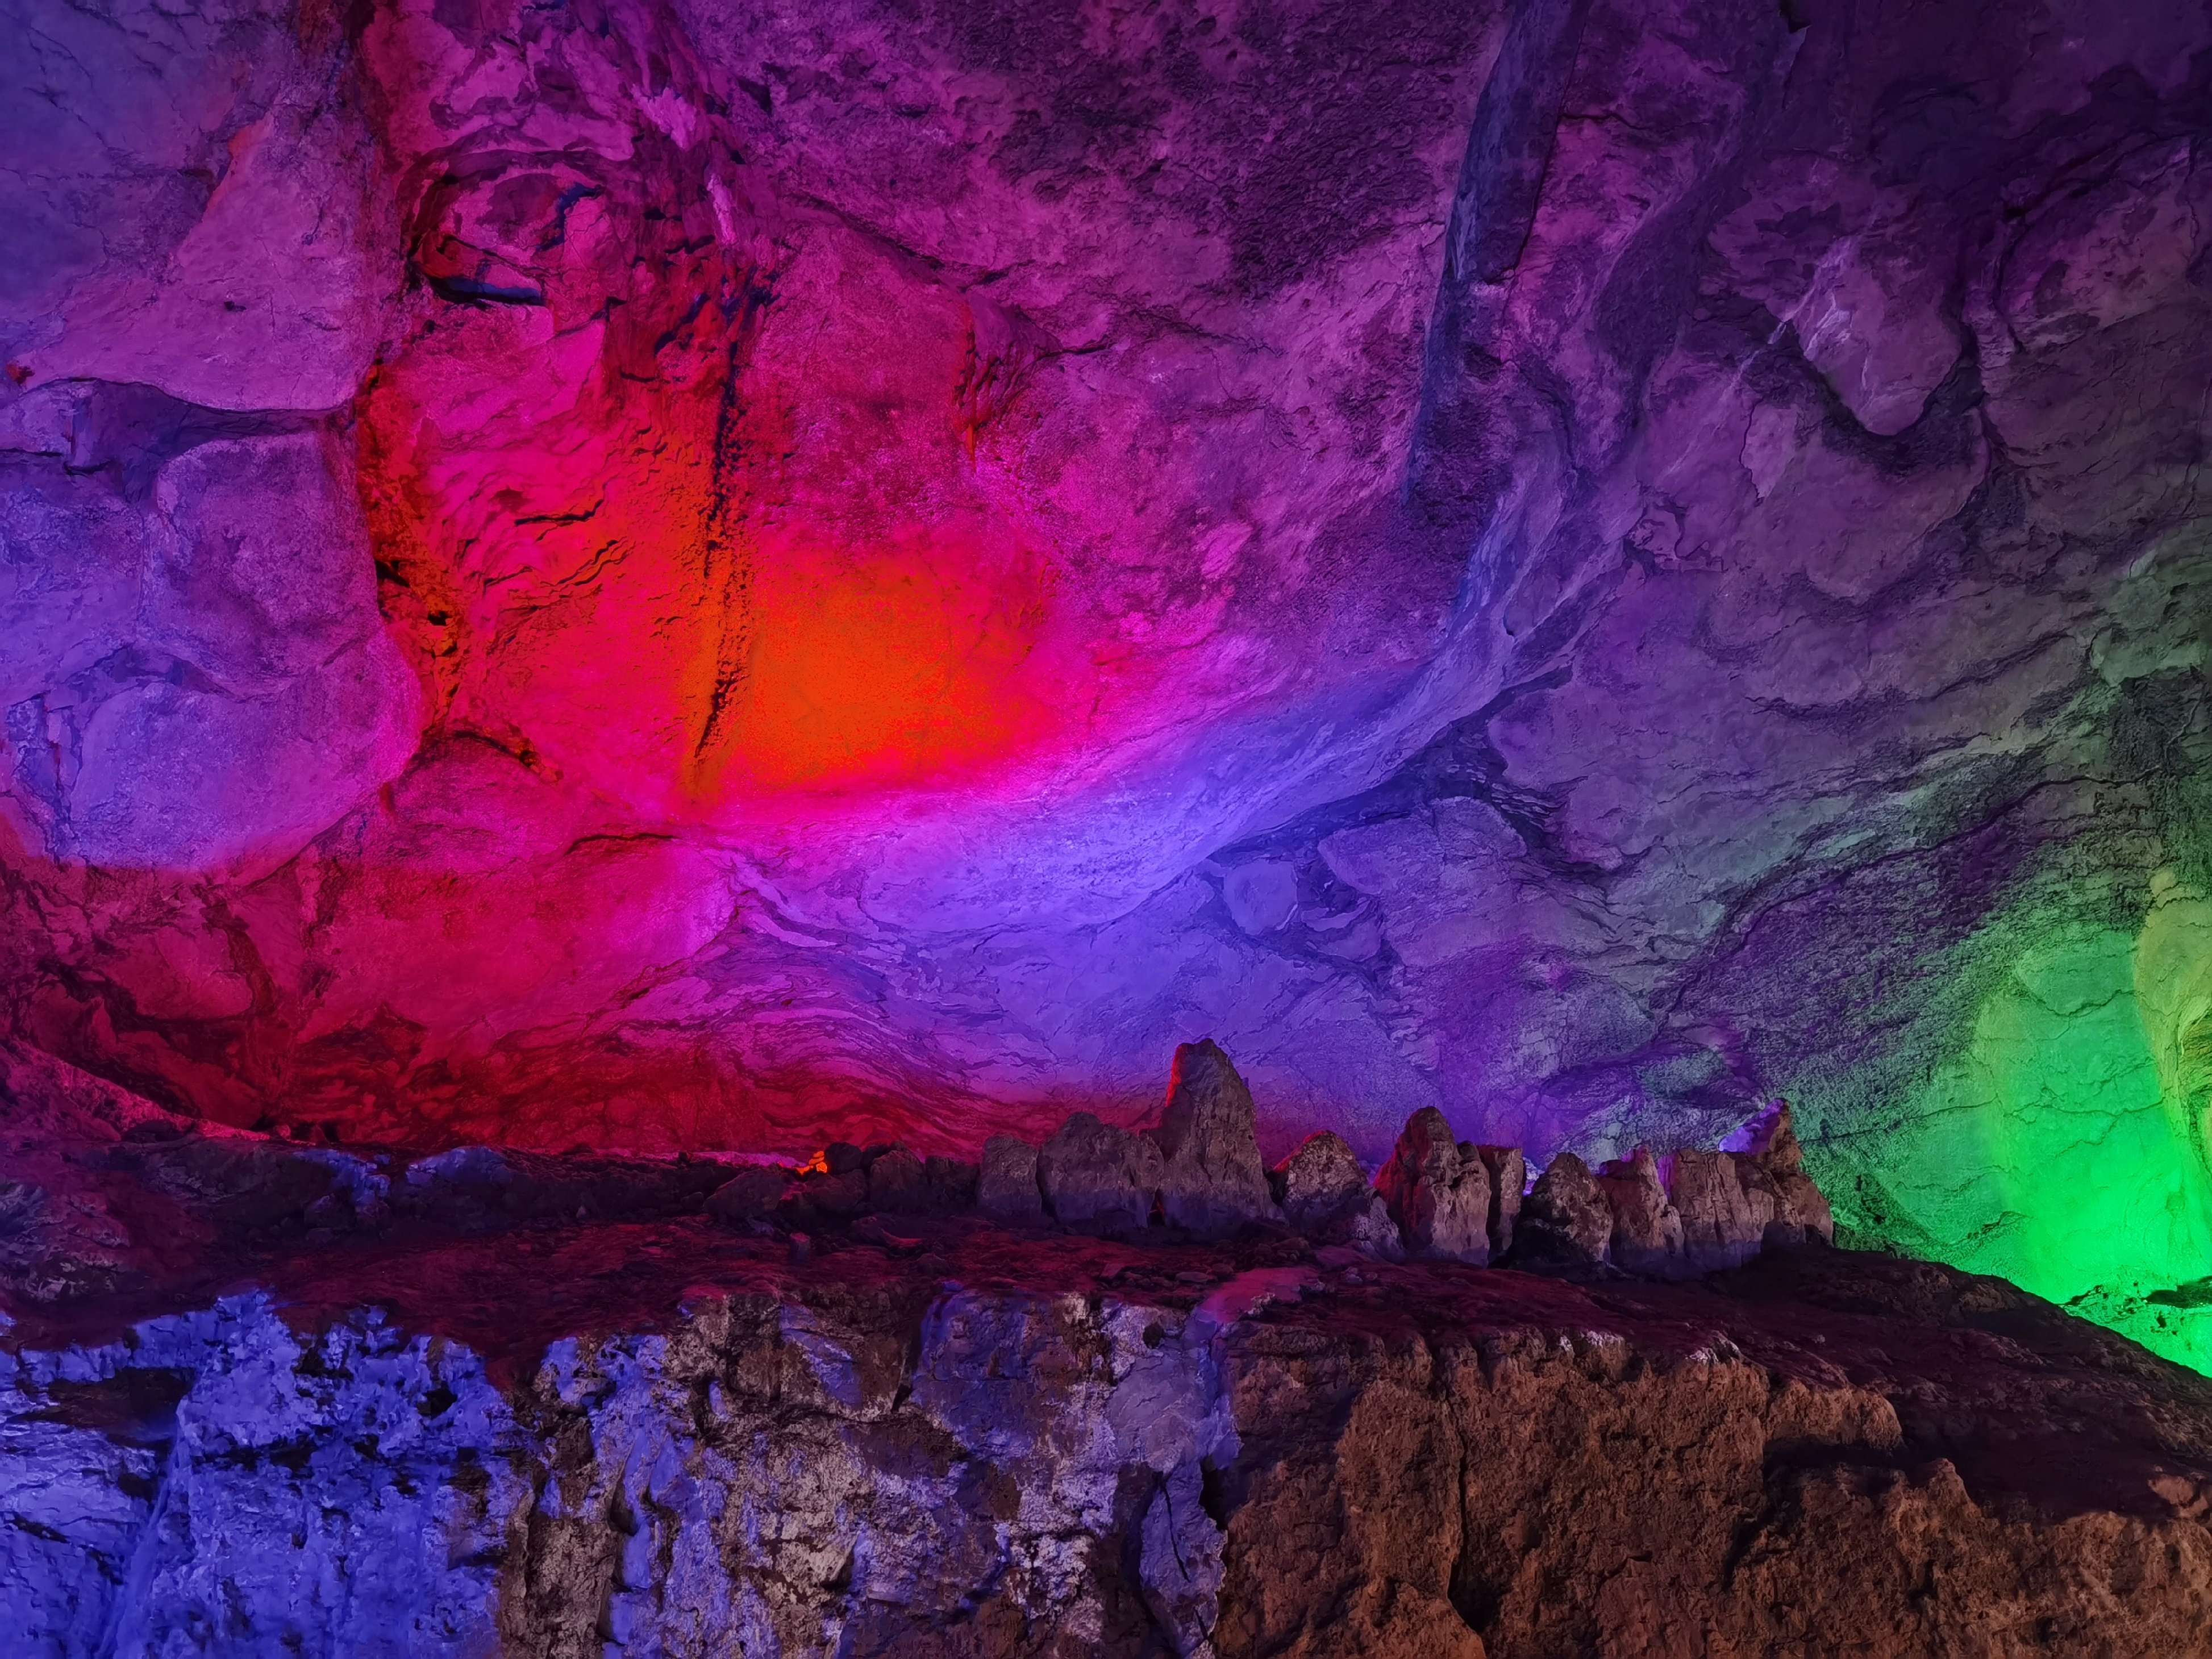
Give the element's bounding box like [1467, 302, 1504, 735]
[5, 1041, 2211, 1654]
[707, 1040, 1836, 1282]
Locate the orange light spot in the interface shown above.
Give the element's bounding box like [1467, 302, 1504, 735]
[717, 528, 1053, 793]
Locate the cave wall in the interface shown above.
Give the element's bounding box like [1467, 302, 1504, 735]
[6, 0, 2212, 1357]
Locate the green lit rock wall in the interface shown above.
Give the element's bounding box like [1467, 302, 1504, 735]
[1798, 666, 2212, 1372]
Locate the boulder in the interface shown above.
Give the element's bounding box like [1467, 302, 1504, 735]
[1596, 1148, 1684, 1275]
[977, 1136, 1045, 1224]
[867, 1148, 928, 1214]
[1515, 1154, 1613, 1268]
[1271, 1131, 1402, 1256]
[702, 1165, 788, 1226]
[1374, 1108, 1492, 1264]
[1669, 1149, 1774, 1270]
[1038, 1112, 1163, 1232]
[781, 1169, 868, 1228]
[1152, 1040, 1279, 1235]
[1272, 1131, 1369, 1231]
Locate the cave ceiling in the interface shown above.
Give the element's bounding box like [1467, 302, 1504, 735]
[6, 0, 2212, 1336]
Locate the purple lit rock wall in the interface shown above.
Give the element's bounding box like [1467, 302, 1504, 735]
[4, 0, 2212, 1317]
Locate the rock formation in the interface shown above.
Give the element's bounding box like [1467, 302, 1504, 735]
[1476, 1145, 1526, 1258]
[1153, 1039, 1281, 1234]
[10, 0, 2212, 1643]
[1270, 1131, 1402, 1256]
[7, 1056, 2212, 1654]
[1038, 1112, 1164, 1232]
[1515, 1152, 1617, 1268]
[11, 1036, 2212, 1650]
[3, 0, 2210, 1378]
[1598, 1147, 1686, 1275]
[1376, 1108, 1497, 1264]
[978, 1134, 1048, 1224]
[1732, 1102, 1838, 1248]
[1672, 1149, 1780, 1273]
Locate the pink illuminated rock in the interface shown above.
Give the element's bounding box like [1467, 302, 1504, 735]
[704, 1166, 788, 1226]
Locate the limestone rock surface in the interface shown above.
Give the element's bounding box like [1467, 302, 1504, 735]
[1598, 1147, 1686, 1275]
[1672, 1149, 1778, 1273]
[5, 0, 2212, 1387]
[1376, 1108, 1495, 1264]
[1152, 1039, 1280, 1236]
[978, 1134, 1047, 1224]
[1039, 1112, 1164, 1232]
[1515, 1152, 1616, 1268]
[5, 1213, 2212, 1656]
[1270, 1131, 1402, 1258]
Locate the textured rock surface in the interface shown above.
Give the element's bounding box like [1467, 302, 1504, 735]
[1672, 1149, 1776, 1273]
[1376, 1107, 1496, 1264]
[1270, 1130, 1401, 1256]
[1476, 1146, 1525, 1260]
[5, 0, 2212, 1369]
[3, 1044, 2202, 1652]
[1152, 1039, 1280, 1236]
[978, 1133, 1048, 1224]
[1039, 1112, 1164, 1233]
[10, 1220, 2212, 1654]
[1515, 1152, 1615, 1269]
[1598, 1147, 1686, 1275]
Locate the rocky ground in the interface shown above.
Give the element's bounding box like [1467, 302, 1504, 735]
[7, 1041, 2212, 1656]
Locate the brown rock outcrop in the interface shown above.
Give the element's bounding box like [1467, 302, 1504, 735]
[1733, 1103, 1836, 1248]
[1375, 1108, 1495, 1264]
[1474, 1145, 1526, 1257]
[1152, 1039, 1280, 1236]
[1219, 1249, 2212, 1658]
[6, 1057, 2209, 1655]
[1670, 1148, 1776, 1271]
[1514, 1153, 1614, 1268]
[1597, 1147, 1686, 1275]
[1270, 1131, 1402, 1257]
[1039, 1111, 1164, 1232]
